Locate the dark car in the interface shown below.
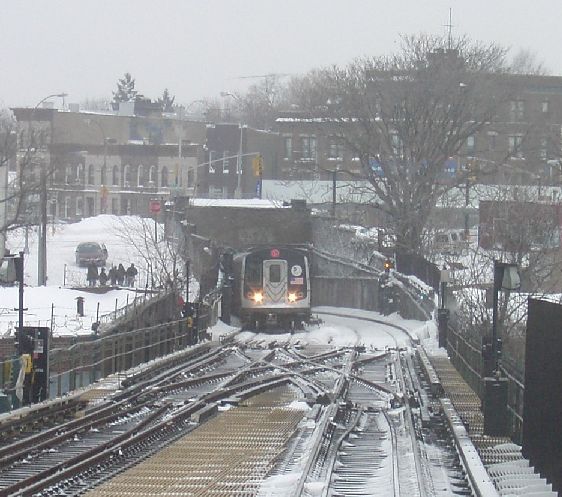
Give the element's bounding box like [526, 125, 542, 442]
[75, 242, 108, 267]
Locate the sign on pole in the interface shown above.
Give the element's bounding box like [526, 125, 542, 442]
[255, 179, 262, 199]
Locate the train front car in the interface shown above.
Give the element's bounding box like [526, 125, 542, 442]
[235, 246, 311, 331]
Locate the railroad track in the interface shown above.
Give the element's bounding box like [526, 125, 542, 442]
[0, 310, 518, 496]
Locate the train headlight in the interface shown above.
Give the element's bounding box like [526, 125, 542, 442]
[288, 292, 297, 303]
[253, 292, 263, 303]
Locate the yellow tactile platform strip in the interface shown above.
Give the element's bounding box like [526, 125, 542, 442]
[84, 385, 305, 497]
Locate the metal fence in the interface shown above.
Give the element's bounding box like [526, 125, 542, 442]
[445, 320, 525, 443]
[0, 286, 223, 410]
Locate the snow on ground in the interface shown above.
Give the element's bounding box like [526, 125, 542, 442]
[1, 213, 441, 345]
[6, 215, 154, 287]
[1, 215, 157, 337]
[211, 306, 437, 352]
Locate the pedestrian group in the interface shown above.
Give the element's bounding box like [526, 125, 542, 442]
[86, 262, 137, 288]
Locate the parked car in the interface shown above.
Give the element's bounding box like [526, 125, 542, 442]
[75, 242, 108, 267]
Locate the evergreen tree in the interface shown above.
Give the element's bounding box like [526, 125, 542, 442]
[158, 88, 176, 112]
[113, 73, 137, 104]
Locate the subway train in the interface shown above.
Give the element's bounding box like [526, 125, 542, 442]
[232, 246, 311, 331]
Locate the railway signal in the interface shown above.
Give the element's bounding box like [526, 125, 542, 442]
[383, 259, 394, 273]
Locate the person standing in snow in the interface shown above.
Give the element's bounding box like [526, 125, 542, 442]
[108, 265, 117, 286]
[99, 267, 108, 286]
[116, 263, 126, 286]
[125, 263, 138, 287]
[87, 262, 98, 287]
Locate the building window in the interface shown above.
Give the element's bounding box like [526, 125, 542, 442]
[488, 132, 497, 151]
[112, 165, 119, 186]
[391, 133, 403, 156]
[542, 100, 549, 113]
[86, 197, 95, 217]
[540, 137, 548, 160]
[301, 136, 316, 160]
[466, 136, 475, 155]
[508, 135, 524, 158]
[222, 151, 230, 174]
[87, 164, 95, 185]
[64, 197, 71, 218]
[65, 165, 72, 185]
[149, 165, 157, 185]
[76, 164, 84, 184]
[76, 197, 83, 217]
[509, 100, 525, 121]
[137, 164, 144, 187]
[161, 167, 169, 187]
[283, 137, 292, 159]
[100, 165, 106, 186]
[209, 151, 215, 174]
[111, 198, 118, 215]
[328, 137, 344, 159]
[123, 164, 131, 186]
[121, 198, 130, 215]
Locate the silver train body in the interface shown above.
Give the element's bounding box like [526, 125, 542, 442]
[232, 246, 311, 330]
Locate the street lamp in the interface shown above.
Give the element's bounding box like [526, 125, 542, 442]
[31, 93, 68, 286]
[490, 260, 520, 373]
[438, 265, 450, 348]
[220, 92, 244, 198]
[482, 259, 520, 437]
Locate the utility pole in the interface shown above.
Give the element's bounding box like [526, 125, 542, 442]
[235, 124, 244, 198]
[38, 166, 47, 286]
[30, 93, 67, 286]
[178, 111, 183, 189]
[14, 252, 25, 354]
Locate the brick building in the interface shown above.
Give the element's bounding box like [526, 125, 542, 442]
[11, 106, 207, 220]
[273, 73, 562, 193]
[202, 123, 278, 199]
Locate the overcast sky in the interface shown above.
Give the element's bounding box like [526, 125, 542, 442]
[1, 0, 561, 109]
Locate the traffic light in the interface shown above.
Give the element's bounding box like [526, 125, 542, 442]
[252, 155, 263, 176]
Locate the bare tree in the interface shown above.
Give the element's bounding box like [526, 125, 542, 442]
[450, 183, 562, 373]
[113, 216, 187, 293]
[1, 107, 46, 258]
[291, 35, 526, 254]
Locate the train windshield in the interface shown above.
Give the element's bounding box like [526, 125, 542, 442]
[244, 258, 262, 284]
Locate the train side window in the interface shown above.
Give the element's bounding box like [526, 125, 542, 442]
[269, 264, 281, 283]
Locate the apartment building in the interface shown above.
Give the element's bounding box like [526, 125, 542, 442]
[12, 105, 206, 221]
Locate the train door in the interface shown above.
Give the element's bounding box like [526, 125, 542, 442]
[263, 259, 288, 304]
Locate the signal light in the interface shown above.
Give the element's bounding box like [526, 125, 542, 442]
[383, 259, 394, 271]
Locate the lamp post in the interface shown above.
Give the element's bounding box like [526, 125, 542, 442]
[490, 260, 520, 372]
[220, 92, 244, 198]
[483, 259, 520, 437]
[32, 93, 67, 286]
[438, 265, 450, 348]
